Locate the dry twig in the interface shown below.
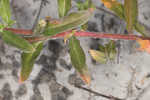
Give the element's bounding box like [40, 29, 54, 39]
[74, 85, 125, 100]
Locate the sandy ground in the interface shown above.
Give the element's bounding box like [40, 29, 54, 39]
[0, 0, 150, 100]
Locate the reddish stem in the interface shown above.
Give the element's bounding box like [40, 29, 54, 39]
[26, 31, 150, 43]
[3, 28, 150, 43]
[4, 28, 33, 35]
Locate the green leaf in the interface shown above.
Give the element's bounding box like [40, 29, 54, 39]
[91, 41, 117, 63]
[134, 22, 147, 37]
[99, 44, 105, 52]
[69, 36, 91, 84]
[0, 24, 5, 32]
[101, 0, 125, 19]
[77, 0, 95, 30]
[110, 2, 124, 19]
[105, 40, 117, 60]
[101, 0, 148, 36]
[58, 0, 71, 17]
[124, 0, 138, 33]
[81, 22, 88, 30]
[90, 41, 116, 63]
[0, 0, 14, 26]
[43, 9, 94, 36]
[20, 42, 43, 83]
[89, 50, 107, 64]
[77, 0, 94, 11]
[1, 30, 35, 53]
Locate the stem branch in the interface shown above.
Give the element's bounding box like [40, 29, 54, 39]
[75, 85, 125, 100]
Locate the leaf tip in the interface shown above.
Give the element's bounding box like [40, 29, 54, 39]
[80, 74, 91, 85]
[18, 76, 24, 84]
[79, 69, 91, 85]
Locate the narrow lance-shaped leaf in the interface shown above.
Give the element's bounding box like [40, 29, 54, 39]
[43, 8, 94, 36]
[134, 22, 147, 37]
[1, 30, 35, 53]
[19, 42, 43, 83]
[58, 0, 71, 17]
[124, 0, 138, 33]
[0, 0, 14, 26]
[105, 40, 117, 60]
[69, 36, 91, 84]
